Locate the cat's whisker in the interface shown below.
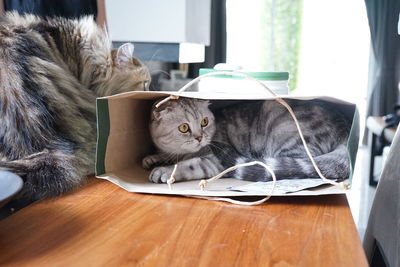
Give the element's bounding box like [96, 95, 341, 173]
[161, 153, 179, 163]
[147, 48, 163, 63]
[208, 143, 223, 152]
[152, 69, 172, 79]
[208, 142, 228, 152]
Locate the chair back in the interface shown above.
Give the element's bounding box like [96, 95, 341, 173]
[364, 128, 400, 267]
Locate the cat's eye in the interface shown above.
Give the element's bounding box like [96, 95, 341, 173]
[201, 117, 209, 127]
[178, 123, 190, 133]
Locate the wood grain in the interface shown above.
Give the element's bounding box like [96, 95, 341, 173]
[0, 177, 368, 266]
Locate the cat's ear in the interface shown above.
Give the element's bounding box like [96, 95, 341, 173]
[113, 43, 134, 71]
[198, 99, 211, 108]
[152, 106, 173, 121]
[152, 109, 162, 121]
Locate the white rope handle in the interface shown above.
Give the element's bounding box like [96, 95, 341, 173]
[158, 71, 348, 205]
[198, 161, 276, 205]
[168, 161, 276, 206]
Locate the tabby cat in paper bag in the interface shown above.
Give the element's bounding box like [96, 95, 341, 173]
[0, 12, 150, 200]
[143, 98, 351, 183]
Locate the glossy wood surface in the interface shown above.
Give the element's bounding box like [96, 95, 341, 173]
[0, 177, 368, 266]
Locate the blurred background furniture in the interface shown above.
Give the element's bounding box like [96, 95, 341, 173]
[105, 0, 227, 91]
[366, 116, 397, 186]
[106, 0, 211, 63]
[364, 127, 400, 267]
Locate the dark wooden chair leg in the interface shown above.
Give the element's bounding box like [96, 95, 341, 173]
[368, 131, 378, 186]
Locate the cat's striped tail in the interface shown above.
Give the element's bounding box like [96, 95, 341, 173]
[233, 145, 350, 182]
[0, 150, 89, 200]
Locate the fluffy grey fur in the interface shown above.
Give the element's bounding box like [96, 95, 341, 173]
[144, 98, 351, 183]
[0, 12, 150, 199]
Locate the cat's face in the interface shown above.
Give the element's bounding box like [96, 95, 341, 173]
[97, 43, 151, 96]
[150, 98, 216, 155]
[111, 44, 151, 92]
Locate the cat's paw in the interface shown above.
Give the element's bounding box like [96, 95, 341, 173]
[149, 166, 173, 183]
[142, 155, 159, 170]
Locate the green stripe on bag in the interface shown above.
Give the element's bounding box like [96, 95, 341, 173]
[96, 99, 110, 175]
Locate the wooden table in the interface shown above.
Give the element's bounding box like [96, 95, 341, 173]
[0, 177, 367, 266]
[366, 116, 397, 186]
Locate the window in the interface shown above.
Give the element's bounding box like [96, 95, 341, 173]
[226, 0, 369, 110]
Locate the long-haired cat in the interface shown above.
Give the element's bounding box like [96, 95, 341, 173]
[143, 98, 351, 183]
[0, 12, 150, 199]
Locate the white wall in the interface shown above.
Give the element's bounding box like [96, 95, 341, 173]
[105, 0, 211, 45]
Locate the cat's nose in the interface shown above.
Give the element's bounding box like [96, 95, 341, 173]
[195, 136, 203, 142]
